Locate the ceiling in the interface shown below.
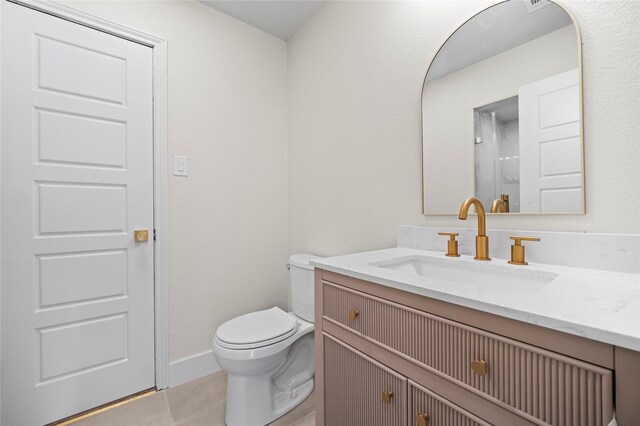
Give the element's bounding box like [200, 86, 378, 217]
[426, 0, 574, 82]
[199, 0, 323, 40]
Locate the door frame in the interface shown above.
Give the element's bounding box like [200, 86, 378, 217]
[0, 0, 170, 390]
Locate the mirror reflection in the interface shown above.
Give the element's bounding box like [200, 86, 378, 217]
[422, 0, 583, 215]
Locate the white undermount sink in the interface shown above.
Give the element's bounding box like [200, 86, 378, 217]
[369, 255, 558, 290]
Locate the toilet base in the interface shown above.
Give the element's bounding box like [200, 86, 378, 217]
[272, 378, 314, 419]
[224, 364, 314, 426]
[217, 317, 315, 426]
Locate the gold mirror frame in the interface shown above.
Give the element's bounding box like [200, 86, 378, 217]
[421, 0, 584, 216]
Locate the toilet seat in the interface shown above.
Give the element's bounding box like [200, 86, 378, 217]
[216, 307, 298, 350]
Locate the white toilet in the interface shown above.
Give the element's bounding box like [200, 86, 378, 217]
[213, 254, 320, 426]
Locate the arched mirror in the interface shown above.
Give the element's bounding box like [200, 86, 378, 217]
[421, 0, 583, 215]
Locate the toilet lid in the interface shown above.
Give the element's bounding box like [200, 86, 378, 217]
[216, 307, 298, 349]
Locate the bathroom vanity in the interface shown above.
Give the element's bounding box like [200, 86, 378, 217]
[312, 247, 640, 426]
[308, 0, 638, 421]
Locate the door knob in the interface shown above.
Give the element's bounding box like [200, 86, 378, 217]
[381, 390, 393, 404]
[134, 230, 149, 242]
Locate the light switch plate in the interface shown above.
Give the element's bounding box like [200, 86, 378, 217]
[173, 155, 188, 176]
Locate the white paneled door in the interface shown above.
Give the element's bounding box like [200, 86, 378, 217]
[1, 3, 155, 424]
[518, 68, 582, 213]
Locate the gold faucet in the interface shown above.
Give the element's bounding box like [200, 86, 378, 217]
[490, 199, 507, 213]
[490, 194, 510, 213]
[501, 194, 510, 211]
[458, 197, 491, 261]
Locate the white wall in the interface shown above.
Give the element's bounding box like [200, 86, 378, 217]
[51, 0, 640, 370]
[423, 25, 577, 214]
[288, 0, 640, 257]
[58, 0, 289, 363]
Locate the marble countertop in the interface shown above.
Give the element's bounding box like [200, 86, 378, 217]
[311, 247, 640, 351]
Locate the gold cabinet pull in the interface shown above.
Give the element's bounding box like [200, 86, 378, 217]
[437, 232, 460, 257]
[348, 308, 359, 321]
[134, 230, 149, 242]
[416, 413, 430, 426]
[471, 359, 488, 377]
[508, 236, 540, 265]
[381, 390, 393, 404]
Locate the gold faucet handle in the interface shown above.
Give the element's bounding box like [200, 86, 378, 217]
[437, 232, 459, 239]
[437, 232, 460, 257]
[508, 236, 540, 265]
[510, 236, 540, 244]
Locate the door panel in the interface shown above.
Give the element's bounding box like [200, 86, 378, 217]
[39, 314, 128, 381]
[38, 250, 127, 308]
[38, 183, 127, 234]
[36, 33, 127, 104]
[519, 68, 582, 212]
[37, 109, 127, 168]
[1, 3, 155, 424]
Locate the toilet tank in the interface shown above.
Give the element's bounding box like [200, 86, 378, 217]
[289, 254, 321, 323]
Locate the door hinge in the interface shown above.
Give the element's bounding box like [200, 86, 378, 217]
[153, 229, 157, 241]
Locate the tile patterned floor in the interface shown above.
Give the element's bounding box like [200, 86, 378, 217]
[71, 371, 315, 426]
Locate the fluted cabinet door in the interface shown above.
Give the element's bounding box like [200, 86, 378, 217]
[324, 334, 407, 426]
[409, 381, 491, 426]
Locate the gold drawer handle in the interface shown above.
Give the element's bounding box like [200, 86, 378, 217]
[471, 359, 488, 377]
[381, 390, 393, 404]
[416, 413, 430, 426]
[348, 308, 359, 321]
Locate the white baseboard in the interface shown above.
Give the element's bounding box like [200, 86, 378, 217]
[168, 350, 221, 388]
